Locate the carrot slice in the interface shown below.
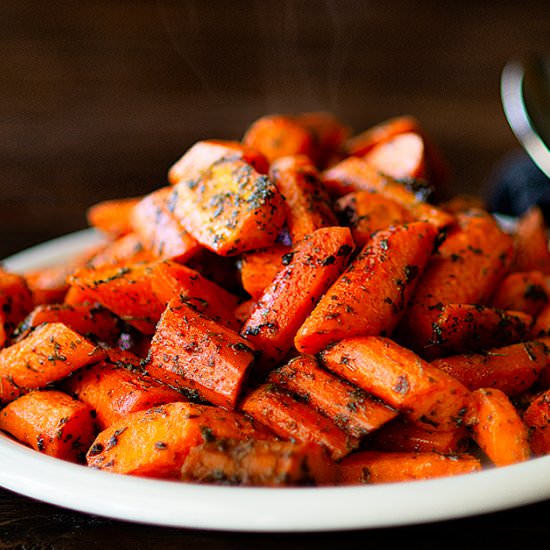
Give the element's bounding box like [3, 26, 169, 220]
[146, 298, 255, 409]
[512, 206, 550, 274]
[0, 269, 32, 346]
[241, 226, 354, 370]
[491, 271, 549, 317]
[0, 322, 105, 404]
[320, 336, 470, 430]
[86, 402, 271, 478]
[523, 390, 550, 456]
[295, 222, 437, 355]
[0, 390, 96, 462]
[87, 196, 141, 238]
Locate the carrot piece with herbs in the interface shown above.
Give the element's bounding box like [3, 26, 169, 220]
[86, 233, 153, 269]
[432, 341, 547, 396]
[338, 451, 481, 484]
[466, 388, 530, 466]
[150, 260, 239, 331]
[168, 140, 269, 185]
[512, 205, 550, 274]
[171, 158, 286, 256]
[68, 263, 164, 334]
[320, 336, 470, 431]
[240, 384, 359, 460]
[0, 269, 32, 346]
[491, 271, 549, 317]
[269, 155, 337, 243]
[87, 196, 141, 238]
[241, 226, 354, 370]
[0, 390, 96, 462]
[295, 222, 437, 355]
[269, 354, 397, 438]
[242, 114, 315, 164]
[130, 187, 201, 263]
[181, 438, 337, 486]
[146, 298, 255, 409]
[86, 402, 272, 478]
[0, 322, 105, 404]
[523, 390, 550, 456]
[334, 191, 414, 247]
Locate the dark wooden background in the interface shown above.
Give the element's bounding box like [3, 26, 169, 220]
[1, 0, 550, 546]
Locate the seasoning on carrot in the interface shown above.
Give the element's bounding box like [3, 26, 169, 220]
[491, 271, 549, 317]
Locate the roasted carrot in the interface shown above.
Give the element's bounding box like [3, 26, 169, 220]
[338, 451, 481, 484]
[130, 187, 201, 263]
[168, 140, 269, 185]
[320, 336, 470, 430]
[242, 114, 315, 164]
[171, 158, 286, 256]
[512, 206, 550, 274]
[234, 298, 257, 325]
[86, 402, 272, 478]
[24, 266, 69, 305]
[146, 298, 255, 409]
[334, 191, 414, 247]
[86, 233, 153, 269]
[181, 438, 337, 486]
[0, 390, 96, 462]
[150, 260, 240, 330]
[440, 194, 486, 214]
[269, 354, 397, 438]
[532, 303, 550, 337]
[0, 322, 105, 404]
[269, 155, 337, 243]
[240, 383, 359, 460]
[466, 388, 530, 466]
[432, 341, 547, 396]
[295, 222, 437, 355]
[87, 196, 141, 238]
[241, 226, 354, 369]
[0, 269, 32, 346]
[523, 390, 550, 456]
[491, 271, 549, 317]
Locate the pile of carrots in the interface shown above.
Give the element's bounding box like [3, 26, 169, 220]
[1, 112, 550, 487]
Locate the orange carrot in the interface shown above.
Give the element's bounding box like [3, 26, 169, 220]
[240, 383, 359, 460]
[466, 388, 530, 466]
[86, 402, 272, 478]
[295, 222, 437, 355]
[334, 191, 414, 247]
[171, 158, 286, 256]
[269, 155, 337, 243]
[338, 451, 481, 484]
[146, 298, 255, 409]
[181, 438, 337, 486]
[234, 299, 256, 325]
[24, 266, 70, 305]
[0, 269, 32, 346]
[320, 336, 470, 430]
[241, 226, 354, 369]
[269, 354, 397, 438]
[0, 322, 105, 404]
[431, 341, 547, 396]
[512, 206, 550, 274]
[523, 390, 550, 456]
[532, 303, 550, 337]
[440, 194, 486, 214]
[491, 271, 549, 317]
[87, 196, 141, 238]
[86, 233, 153, 269]
[0, 390, 96, 462]
[130, 187, 201, 263]
[168, 140, 269, 185]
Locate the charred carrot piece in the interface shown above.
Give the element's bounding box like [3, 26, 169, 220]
[171, 158, 286, 256]
[130, 187, 201, 263]
[0, 322, 105, 404]
[86, 402, 272, 478]
[466, 388, 530, 466]
[241, 384, 359, 460]
[150, 260, 239, 331]
[181, 438, 337, 486]
[69, 263, 164, 334]
[338, 451, 481, 484]
[491, 271, 549, 317]
[147, 298, 255, 409]
[370, 418, 469, 454]
[240, 244, 290, 300]
[241, 226, 354, 370]
[0, 269, 32, 346]
[242, 114, 315, 164]
[320, 336, 470, 431]
[269, 355, 397, 438]
[168, 139, 269, 185]
[295, 222, 437, 355]
[86, 233, 153, 269]
[432, 341, 547, 396]
[512, 206, 550, 274]
[269, 155, 337, 243]
[87, 196, 141, 238]
[523, 390, 550, 456]
[0, 390, 96, 462]
[334, 191, 414, 247]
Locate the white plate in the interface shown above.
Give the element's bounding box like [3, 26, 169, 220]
[1, 229, 550, 532]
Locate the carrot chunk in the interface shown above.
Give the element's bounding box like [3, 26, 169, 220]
[86, 402, 271, 478]
[0, 390, 96, 462]
[146, 298, 255, 409]
[0, 269, 32, 346]
[523, 390, 550, 456]
[295, 222, 437, 354]
[87, 196, 141, 238]
[491, 271, 549, 317]
[532, 303, 550, 337]
[512, 206, 550, 274]
[86, 233, 152, 269]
